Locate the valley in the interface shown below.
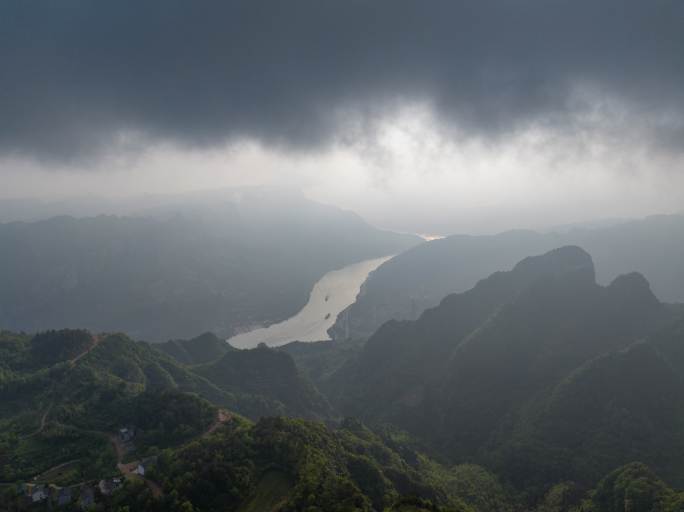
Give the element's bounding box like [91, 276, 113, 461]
[2, 244, 684, 511]
[2, 5, 684, 510]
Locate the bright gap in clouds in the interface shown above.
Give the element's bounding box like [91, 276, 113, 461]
[1, 104, 683, 236]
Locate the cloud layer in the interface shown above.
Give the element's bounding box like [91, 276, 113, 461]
[2, 0, 683, 162]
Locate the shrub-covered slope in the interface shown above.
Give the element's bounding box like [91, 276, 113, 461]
[111, 416, 477, 512]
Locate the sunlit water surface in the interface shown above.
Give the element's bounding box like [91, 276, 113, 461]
[227, 255, 392, 349]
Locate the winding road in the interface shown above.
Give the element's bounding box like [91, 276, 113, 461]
[21, 334, 102, 440]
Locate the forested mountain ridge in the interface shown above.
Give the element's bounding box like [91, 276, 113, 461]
[0, 328, 334, 485]
[2, 316, 684, 511]
[331, 214, 684, 341]
[0, 188, 419, 341]
[507, 316, 684, 490]
[327, 246, 683, 496]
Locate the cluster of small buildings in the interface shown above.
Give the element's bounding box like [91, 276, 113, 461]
[18, 460, 159, 509]
[20, 477, 124, 509]
[20, 482, 94, 509]
[13, 426, 161, 510]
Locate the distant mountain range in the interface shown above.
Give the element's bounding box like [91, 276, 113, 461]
[330, 214, 684, 340]
[0, 188, 419, 341]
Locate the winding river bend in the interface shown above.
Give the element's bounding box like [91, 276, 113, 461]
[227, 255, 392, 349]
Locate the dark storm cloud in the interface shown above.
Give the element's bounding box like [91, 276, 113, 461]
[1, 0, 683, 162]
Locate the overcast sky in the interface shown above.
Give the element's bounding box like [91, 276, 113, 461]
[2, 1, 684, 234]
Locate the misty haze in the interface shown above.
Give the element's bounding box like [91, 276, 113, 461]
[1, 2, 684, 512]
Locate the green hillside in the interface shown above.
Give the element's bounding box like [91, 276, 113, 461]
[108, 416, 476, 512]
[0, 329, 333, 484]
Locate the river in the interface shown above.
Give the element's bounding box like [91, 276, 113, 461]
[227, 255, 393, 349]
